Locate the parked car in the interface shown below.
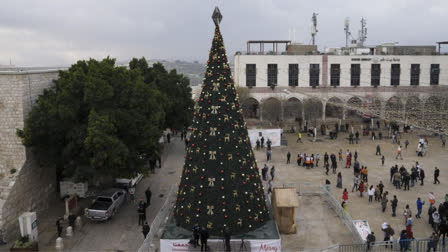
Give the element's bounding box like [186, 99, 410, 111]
[87, 189, 126, 221]
[115, 173, 143, 189]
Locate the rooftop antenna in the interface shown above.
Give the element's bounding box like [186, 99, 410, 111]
[311, 12, 318, 45]
[344, 17, 351, 48]
[358, 18, 367, 47]
[293, 28, 296, 43]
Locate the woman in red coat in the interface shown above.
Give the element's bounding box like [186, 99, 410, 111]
[359, 181, 364, 197]
[346, 154, 351, 168]
[342, 188, 349, 202]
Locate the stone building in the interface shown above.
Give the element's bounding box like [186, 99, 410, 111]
[233, 41, 448, 131]
[0, 70, 60, 241]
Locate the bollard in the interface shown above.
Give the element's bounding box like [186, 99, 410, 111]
[55, 237, 64, 250]
[66, 226, 73, 237]
[75, 216, 82, 229]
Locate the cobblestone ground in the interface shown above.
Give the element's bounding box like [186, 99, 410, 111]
[254, 127, 448, 245]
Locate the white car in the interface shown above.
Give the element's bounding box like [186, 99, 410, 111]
[115, 173, 143, 189]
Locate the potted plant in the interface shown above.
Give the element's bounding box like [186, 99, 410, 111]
[10, 236, 38, 251]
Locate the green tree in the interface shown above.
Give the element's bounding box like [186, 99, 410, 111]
[129, 58, 194, 130]
[173, 16, 269, 235]
[18, 57, 165, 182]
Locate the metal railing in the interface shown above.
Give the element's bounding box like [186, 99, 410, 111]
[339, 239, 447, 252]
[137, 185, 177, 252]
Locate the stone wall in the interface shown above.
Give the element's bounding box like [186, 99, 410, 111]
[0, 70, 60, 241]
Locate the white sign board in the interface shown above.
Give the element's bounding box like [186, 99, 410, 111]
[160, 238, 281, 252]
[248, 129, 282, 148]
[353, 220, 371, 241]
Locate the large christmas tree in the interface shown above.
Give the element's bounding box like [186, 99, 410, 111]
[173, 8, 269, 236]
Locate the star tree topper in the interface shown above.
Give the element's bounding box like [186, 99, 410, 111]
[212, 7, 223, 26]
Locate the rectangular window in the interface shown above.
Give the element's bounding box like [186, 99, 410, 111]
[246, 64, 256, 87]
[430, 64, 440, 85]
[351, 64, 361, 86]
[391, 64, 400, 86]
[330, 64, 340, 86]
[371, 64, 381, 86]
[410, 64, 420, 86]
[309, 64, 320, 87]
[267, 64, 278, 87]
[288, 64, 299, 86]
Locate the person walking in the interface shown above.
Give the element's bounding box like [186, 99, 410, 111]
[268, 180, 273, 194]
[376, 144, 381, 156]
[434, 167, 440, 184]
[138, 204, 146, 225]
[415, 197, 425, 218]
[374, 185, 380, 202]
[324, 152, 329, 166]
[337, 172, 343, 188]
[366, 232, 376, 251]
[378, 181, 384, 199]
[381, 192, 389, 212]
[296, 132, 302, 143]
[129, 186, 136, 205]
[355, 131, 359, 144]
[286, 151, 291, 164]
[352, 175, 359, 192]
[396, 145, 403, 160]
[368, 185, 374, 202]
[404, 139, 409, 150]
[381, 155, 385, 166]
[270, 166, 275, 180]
[142, 222, 150, 238]
[262, 164, 268, 181]
[391, 195, 398, 217]
[145, 187, 152, 206]
[342, 188, 349, 202]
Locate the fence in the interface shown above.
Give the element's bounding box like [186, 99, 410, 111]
[137, 185, 177, 252]
[339, 239, 447, 252]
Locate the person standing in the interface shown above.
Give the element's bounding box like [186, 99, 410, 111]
[354, 151, 358, 162]
[403, 205, 412, 225]
[262, 164, 268, 181]
[286, 151, 291, 164]
[415, 197, 425, 218]
[142, 222, 150, 238]
[381, 155, 385, 166]
[366, 232, 376, 251]
[395, 145, 403, 160]
[324, 152, 329, 166]
[337, 172, 342, 188]
[193, 224, 200, 248]
[200, 227, 209, 252]
[260, 136, 265, 148]
[374, 185, 380, 202]
[359, 181, 364, 197]
[404, 139, 409, 149]
[296, 132, 302, 143]
[338, 149, 343, 162]
[376, 144, 381, 156]
[56, 217, 63, 237]
[138, 204, 146, 225]
[223, 227, 231, 252]
[268, 180, 273, 194]
[434, 167, 440, 184]
[420, 169, 425, 185]
[256, 139, 260, 150]
[368, 185, 374, 202]
[428, 192, 435, 209]
[355, 131, 359, 144]
[315, 153, 320, 167]
[331, 153, 337, 174]
[391, 195, 398, 217]
[129, 186, 136, 205]
[378, 181, 384, 199]
[352, 175, 359, 192]
[167, 132, 171, 143]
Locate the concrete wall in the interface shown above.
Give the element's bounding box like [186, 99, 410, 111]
[234, 55, 448, 88]
[0, 70, 60, 241]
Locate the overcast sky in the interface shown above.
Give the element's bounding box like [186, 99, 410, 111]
[0, 0, 447, 67]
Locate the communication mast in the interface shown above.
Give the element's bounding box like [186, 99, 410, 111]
[311, 12, 318, 45]
[344, 17, 351, 48]
[358, 18, 367, 47]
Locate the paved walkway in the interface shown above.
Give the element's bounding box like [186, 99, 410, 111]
[37, 136, 185, 251]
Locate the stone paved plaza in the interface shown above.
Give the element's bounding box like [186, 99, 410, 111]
[254, 128, 448, 247]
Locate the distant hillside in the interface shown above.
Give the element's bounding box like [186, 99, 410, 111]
[148, 59, 205, 86]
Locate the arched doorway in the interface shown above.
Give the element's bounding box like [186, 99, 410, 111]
[304, 98, 323, 126]
[283, 97, 303, 121]
[261, 98, 282, 123]
[241, 97, 260, 119]
[325, 97, 343, 119]
[405, 96, 421, 127]
[346, 97, 363, 119]
[385, 96, 403, 121]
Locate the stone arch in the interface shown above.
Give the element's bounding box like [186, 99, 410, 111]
[241, 97, 260, 119]
[261, 97, 282, 123]
[365, 97, 382, 118]
[303, 98, 323, 123]
[325, 97, 343, 119]
[283, 97, 303, 120]
[424, 96, 442, 130]
[405, 96, 421, 127]
[346, 97, 363, 119]
[385, 96, 403, 121]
